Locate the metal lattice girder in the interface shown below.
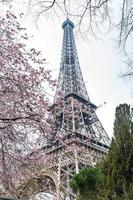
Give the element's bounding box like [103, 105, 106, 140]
[55, 19, 90, 101]
[52, 19, 110, 148]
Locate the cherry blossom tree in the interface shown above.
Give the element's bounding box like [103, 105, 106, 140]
[0, 12, 92, 196]
[0, 11, 56, 196]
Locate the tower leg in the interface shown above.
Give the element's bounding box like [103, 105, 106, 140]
[56, 154, 61, 200]
[56, 185, 60, 200]
[74, 150, 79, 174]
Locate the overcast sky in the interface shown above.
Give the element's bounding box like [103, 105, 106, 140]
[6, 1, 133, 138]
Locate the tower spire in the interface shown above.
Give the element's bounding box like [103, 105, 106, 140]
[55, 19, 90, 102]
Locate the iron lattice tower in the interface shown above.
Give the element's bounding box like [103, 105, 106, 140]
[20, 19, 110, 200]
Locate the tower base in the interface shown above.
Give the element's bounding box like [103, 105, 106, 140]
[20, 139, 107, 200]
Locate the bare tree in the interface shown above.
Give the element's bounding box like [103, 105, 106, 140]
[117, 0, 133, 77]
[25, 0, 111, 37]
[1, 0, 133, 42]
[26, 0, 133, 77]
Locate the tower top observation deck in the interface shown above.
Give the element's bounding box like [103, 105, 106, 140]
[62, 19, 74, 29]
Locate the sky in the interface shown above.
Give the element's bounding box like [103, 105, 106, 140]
[5, 1, 133, 138]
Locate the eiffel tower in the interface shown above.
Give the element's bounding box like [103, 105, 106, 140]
[20, 19, 110, 200]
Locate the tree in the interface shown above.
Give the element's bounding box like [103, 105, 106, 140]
[25, 0, 110, 36]
[1, 0, 133, 47]
[101, 104, 133, 199]
[0, 11, 56, 196]
[70, 166, 104, 200]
